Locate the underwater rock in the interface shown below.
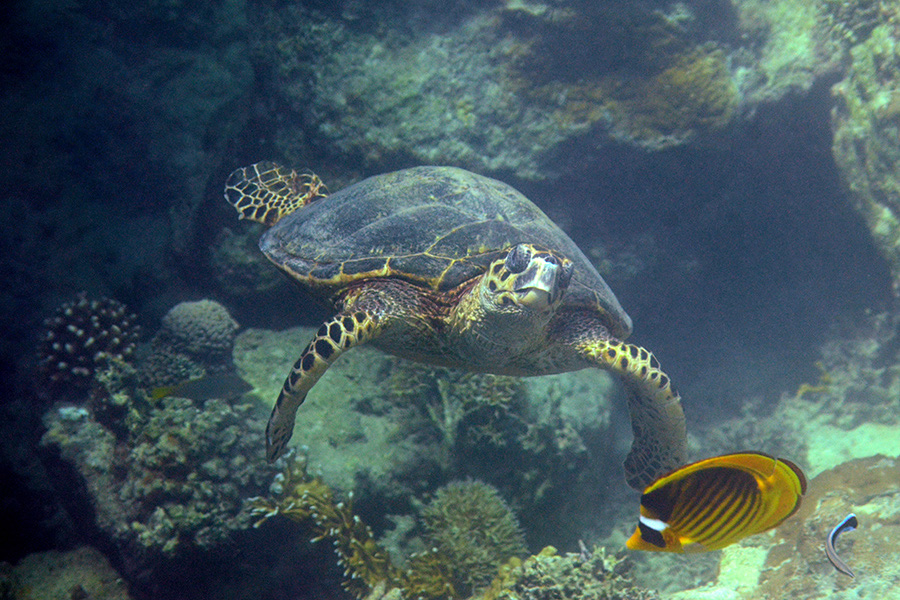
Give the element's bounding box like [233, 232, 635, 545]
[831, 15, 900, 289]
[210, 226, 287, 298]
[139, 299, 239, 387]
[41, 383, 277, 565]
[36, 294, 140, 394]
[245, 1, 862, 181]
[250, 3, 744, 180]
[1, 546, 132, 600]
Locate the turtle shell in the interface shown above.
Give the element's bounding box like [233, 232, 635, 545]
[260, 166, 633, 338]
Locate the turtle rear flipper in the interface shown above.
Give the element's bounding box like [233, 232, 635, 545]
[577, 338, 687, 490]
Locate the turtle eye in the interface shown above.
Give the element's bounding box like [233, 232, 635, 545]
[559, 261, 574, 288]
[505, 245, 531, 274]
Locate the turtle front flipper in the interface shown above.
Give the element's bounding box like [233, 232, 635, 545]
[577, 339, 687, 490]
[266, 310, 382, 461]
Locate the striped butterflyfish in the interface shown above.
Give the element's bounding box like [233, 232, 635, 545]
[626, 451, 807, 552]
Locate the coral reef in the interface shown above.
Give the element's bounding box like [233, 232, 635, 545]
[42, 386, 276, 560]
[421, 480, 527, 595]
[139, 299, 239, 387]
[252, 457, 656, 600]
[36, 294, 139, 392]
[250, 457, 404, 598]
[486, 545, 659, 600]
[389, 363, 525, 470]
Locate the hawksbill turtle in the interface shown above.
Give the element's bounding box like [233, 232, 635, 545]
[224, 163, 686, 489]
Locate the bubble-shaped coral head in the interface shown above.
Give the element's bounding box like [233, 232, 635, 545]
[37, 293, 140, 388]
[159, 299, 239, 359]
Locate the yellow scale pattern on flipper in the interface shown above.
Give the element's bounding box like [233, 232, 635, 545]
[578, 339, 687, 490]
[224, 161, 327, 226]
[266, 310, 382, 461]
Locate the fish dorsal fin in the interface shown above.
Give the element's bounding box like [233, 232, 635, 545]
[224, 162, 327, 226]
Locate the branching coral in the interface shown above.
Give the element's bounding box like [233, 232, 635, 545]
[36, 293, 140, 391]
[389, 362, 524, 469]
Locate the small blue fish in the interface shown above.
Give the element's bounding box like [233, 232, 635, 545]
[825, 513, 857, 578]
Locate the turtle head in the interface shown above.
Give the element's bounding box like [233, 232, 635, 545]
[481, 244, 574, 314]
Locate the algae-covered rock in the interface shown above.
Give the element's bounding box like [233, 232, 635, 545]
[831, 16, 900, 288]
[2, 546, 132, 600]
[250, 3, 743, 180]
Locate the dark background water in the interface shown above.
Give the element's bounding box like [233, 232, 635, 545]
[0, 0, 894, 587]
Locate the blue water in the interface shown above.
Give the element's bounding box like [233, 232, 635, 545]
[2, 1, 897, 598]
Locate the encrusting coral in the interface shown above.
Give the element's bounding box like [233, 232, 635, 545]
[36, 293, 140, 392]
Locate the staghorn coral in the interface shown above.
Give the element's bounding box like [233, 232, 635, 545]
[36, 293, 139, 391]
[140, 299, 239, 387]
[421, 480, 527, 595]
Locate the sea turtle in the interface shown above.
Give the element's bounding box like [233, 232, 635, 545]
[224, 163, 686, 490]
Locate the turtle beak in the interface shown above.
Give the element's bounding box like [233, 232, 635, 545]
[514, 256, 571, 309]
